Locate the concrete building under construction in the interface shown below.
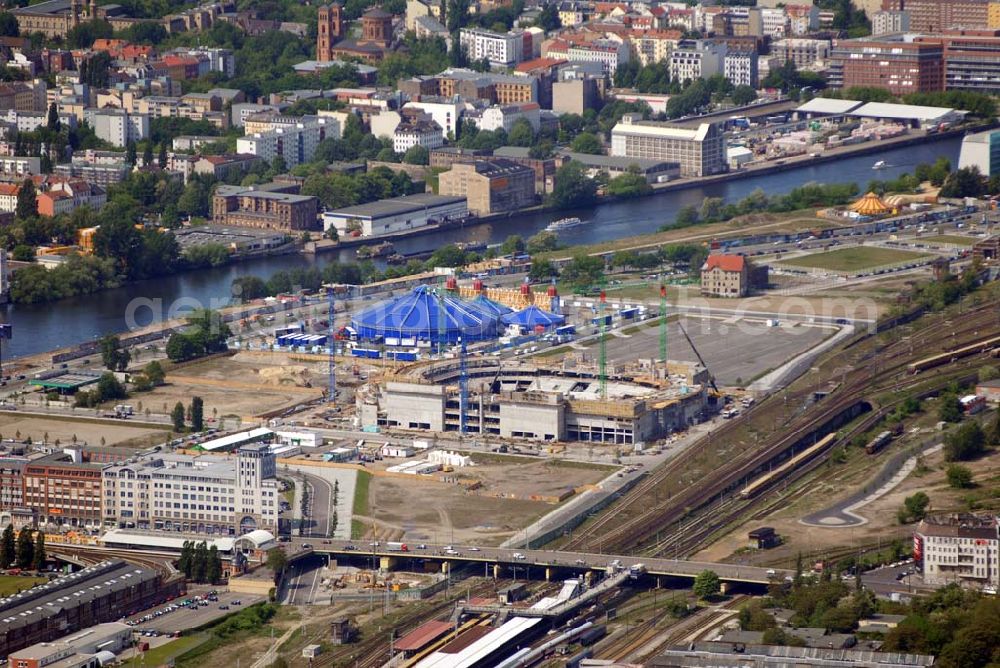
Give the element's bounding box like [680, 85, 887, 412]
[357, 357, 710, 444]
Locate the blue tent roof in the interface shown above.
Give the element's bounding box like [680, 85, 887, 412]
[471, 294, 514, 317]
[351, 286, 499, 343]
[501, 305, 566, 328]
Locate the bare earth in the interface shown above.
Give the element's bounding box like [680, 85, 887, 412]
[0, 414, 165, 448]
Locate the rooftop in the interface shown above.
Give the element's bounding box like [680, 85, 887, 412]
[795, 98, 864, 115]
[326, 193, 466, 219]
[562, 151, 679, 172]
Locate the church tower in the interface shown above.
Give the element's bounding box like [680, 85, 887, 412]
[317, 3, 343, 62]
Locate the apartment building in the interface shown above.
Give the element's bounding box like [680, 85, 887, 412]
[469, 102, 540, 133]
[771, 38, 831, 68]
[546, 37, 630, 73]
[23, 450, 104, 529]
[0, 81, 46, 113]
[212, 184, 318, 231]
[86, 108, 149, 147]
[399, 69, 538, 104]
[393, 118, 444, 153]
[880, 0, 990, 33]
[438, 159, 535, 216]
[402, 99, 465, 137]
[916, 513, 999, 589]
[701, 254, 750, 297]
[102, 445, 280, 535]
[872, 9, 911, 35]
[236, 116, 339, 167]
[611, 114, 726, 177]
[0, 156, 40, 179]
[669, 40, 726, 83]
[748, 7, 789, 38]
[916, 30, 1000, 92]
[724, 51, 758, 87]
[459, 28, 527, 68]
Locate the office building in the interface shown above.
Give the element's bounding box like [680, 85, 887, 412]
[23, 449, 103, 529]
[916, 513, 999, 589]
[611, 114, 726, 177]
[102, 445, 280, 535]
[880, 0, 990, 33]
[211, 184, 318, 232]
[438, 159, 535, 216]
[236, 116, 339, 167]
[917, 30, 1000, 92]
[86, 109, 149, 147]
[827, 38, 944, 93]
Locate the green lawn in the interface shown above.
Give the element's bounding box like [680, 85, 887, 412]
[0, 575, 46, 596]
[353, 470, 371, 517]
[925, 235, 974, 246]
[126, 634, 208, 667]
[780, 247, 930, 272]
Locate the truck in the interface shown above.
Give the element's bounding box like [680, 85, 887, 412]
[386, 542, 409, 552]
[114, 404, 134, 416]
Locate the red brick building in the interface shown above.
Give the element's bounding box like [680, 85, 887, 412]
[828, 39, 945, 94]
[880, 0, 990, 33]
[23, 450, 104, 529]
[316, 2, 343, 62]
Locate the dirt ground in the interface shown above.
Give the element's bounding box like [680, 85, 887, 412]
[363, 458, 612, 545]
[0, 414, 165, 448]
[148, 353, 325, 420]
[695, 438, 1000, 566]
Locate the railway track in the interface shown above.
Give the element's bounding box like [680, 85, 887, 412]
[562, 300, 1000, 556]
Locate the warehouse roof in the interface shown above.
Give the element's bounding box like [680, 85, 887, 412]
[562, 151, 679, 172]
[101, 529, 236, 552]
[850, 102, 963, 122]
[395, 620, 453, 651]
[327, 193, 466, 220]
[196, 427, 273, 452]
[795, 98, 864, 115]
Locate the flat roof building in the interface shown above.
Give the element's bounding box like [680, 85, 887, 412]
[916, 513, 999, 589]
[23, 450, 104, 529]
[562, 151, 680, 183]
[323, 193, 468, 237]
[611, 114, 726, 177]
[438, 159, 535, 216]
[212, 184, 318, 231]
[8, 622, 132, 668]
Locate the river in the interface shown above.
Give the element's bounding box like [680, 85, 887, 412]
[2, 135, 962, 360]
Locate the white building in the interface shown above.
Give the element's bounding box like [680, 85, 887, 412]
[169, 47, 236, 77]
[393, 118, 444, 154]
[724, 51, 759, 88]
[917, 514, 999, 590]
[669, 40, 725, 83]
[323, 193, 468, 237]
[611, 114, 727, 177]
[3, 108, 76, 132]
[101, 444, 280, 535]
[0, 156, 40, 178]
[754, 7, 789, 38]
[403, 100, 466, 138]
[87, 109, 149, 147]
[470, 102, 540, 133]
[564, 39, 630, 74]
[459, 28, 526, 68]
[236, 116, 340, 167]
[872, 10, 910, 36]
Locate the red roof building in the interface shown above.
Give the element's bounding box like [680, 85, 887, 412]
[701, 253, 751, 298]
[394, 620, 452, 656]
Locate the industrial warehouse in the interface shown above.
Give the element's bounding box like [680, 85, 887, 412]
[348, 281, 710, 444]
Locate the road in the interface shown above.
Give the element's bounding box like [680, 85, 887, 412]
[282, 554, 327, 605]
[282, 538, 791, 585]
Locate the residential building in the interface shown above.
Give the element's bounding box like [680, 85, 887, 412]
[459, 28, 527, 68]
[724, 50, 758, 87]
[33, 176, 106, 216]
[748, 7, 789, 38]
[771, 38, 831, 69]
[393, 117, 444, 153]
[2, 108, 75, 133]
[322, 193, 468, 237]
[0, 561, 179, 659]
[413, 15, 450, 45]
[700, 253, 752, 297]
[236, 116, 339, 167]
[513, 56, 565, 109]
[22, 449, 104, 529]
[628, 29, 682, 67]
[212, 184, 318, 231]
[959, 129, 1000, 176]
[194, 153, 261, 180]
[872, 9, 911, 35]
[0, 80, 46, 112]
[54, 157, 129, 187]
[317, 3, 344, 62]
[880, 0, 990, 33]
[469, 102, 540, 133]
[102, 445, 281, 534]
[552, 77, 601, 115]
[87, 109, 149, 147]
[611, 115, 727, 177]
[669, 40, 726, 83]
[827, 38, 945, 93]
[546, 37, 630, 73]
[438, 159, 535, 215]
[0, 156, 40, 178]
[403, 99, 465, 137]
[398, 69, 537, 104]
[916, 513, 999, 589]
[231, 102, 281, 127]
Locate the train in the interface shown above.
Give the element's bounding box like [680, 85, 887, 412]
[739, 433, 837, 499]
[577, 625, 607, 646]
[865, 431, 893, 455]
[908, 334, 1000, 374]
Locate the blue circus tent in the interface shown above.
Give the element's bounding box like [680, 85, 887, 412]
[501, 305, 566, 329]
[351, 286, 499, 344]
[471, 294, 514, 317]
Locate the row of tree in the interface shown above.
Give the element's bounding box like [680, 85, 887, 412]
[0, 526, 46, 570]
[177, 540, 223, 584]
[171, 396, 205, 432]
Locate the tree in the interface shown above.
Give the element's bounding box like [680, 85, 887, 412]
[15, 527, 33, 569]
[570, 132, 603, 154]
[158, 142, 168, 169]
[96, 373, 127, 401]
[46, 102, 60, 132]
[500, 234, 526, 255]
[142, 361, 166, 386]
[899, 491, 930, 524]
[190, 396, 204, 432]
[526, 231, 559, 254]
[266, 548, 287, 582]
[402, 144, 429, 165]
[178, 540, 194, 577]
[99, 334, 130, 372]
[171, 401, 186, 432]
[731, 84, 757, 106]
[674, 205, 700, 227]
[535, 3, 561, 31]
[944, 422, 985, 462]
[125, 140, 137, 166]
[206, 545, 222, 584]
[547, 161, 597, 209]
[31, 531, 45, 570]
[0, 524, 14, 568]
[0, 12, 19, 37]
[561, 253, 604, 290]
[142, 142, 154, 167]
[508, 118, 535, 147]
[938, 393, 963, 423]
[693, 569, 721, 599]
[192, 541, 208, 582]
[15, 178, 36, 220]
[946, 464, 974, 489]
[528, 258, 557, 281]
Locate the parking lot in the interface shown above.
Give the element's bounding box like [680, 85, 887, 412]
[124, 590, 264, 635]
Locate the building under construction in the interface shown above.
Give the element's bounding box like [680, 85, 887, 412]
[357, 356, 710, 444]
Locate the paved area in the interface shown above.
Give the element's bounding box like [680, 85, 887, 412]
[124, 591, 264, 634]
[282, 464, 356, 540]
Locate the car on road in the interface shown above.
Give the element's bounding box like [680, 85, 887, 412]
[513, 553, 526, 560]
[469, 547, 480, 552]
[302, 543, 312, 549]
[416, 544, 427, 550]
[219, 605, 229, 610]
[575, 559, 586, 565]
[344, 544, 357, 551]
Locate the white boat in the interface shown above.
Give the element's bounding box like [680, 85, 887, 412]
[872, 160, 888, 170]
[546, 217, 585, 232]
